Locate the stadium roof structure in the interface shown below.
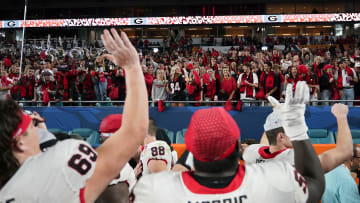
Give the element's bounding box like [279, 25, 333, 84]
[1, 0, 355, 9]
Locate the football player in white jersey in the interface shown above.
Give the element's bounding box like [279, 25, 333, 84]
[244, 103, 353, 173]
[133, 81, 325, 203]
[0, 29, 148, 203]
[243, 112, 295, 165]
[139, 123, 172, 176]
[95, 114, 137, 203]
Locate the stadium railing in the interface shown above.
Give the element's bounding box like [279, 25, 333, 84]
[17, 100, 360, 107]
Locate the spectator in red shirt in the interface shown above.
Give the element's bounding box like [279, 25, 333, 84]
[66, 67, 80, 102]
[79, 69, 96, 103]
[219, 66, 236, 101]
[202, 68, 216, 103]
[305, 66, 320, 101]
[186, 70, 202, 106]
[143, 64, 154, 99]
[0, 68, 12, 100]
[8, 65, 20, 100]
[312, 56, 323, 79]
[285, 66, 303, 89]
[3, 56, 12, 68]
[271, 49, 280, 65]
[260, 62, 279, 98]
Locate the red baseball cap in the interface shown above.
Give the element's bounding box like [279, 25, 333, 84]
[185, 107, 240, 162]
[99, 114, 122, 137]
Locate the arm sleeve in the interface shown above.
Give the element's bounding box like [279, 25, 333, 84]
[352, 68, 358, 79]
[237, 74, 243, 85]
[253, 73, 259, 84]
[242, 144, 260, 164]
[62, 140, 97, 193]
[264, 162, 308, 203]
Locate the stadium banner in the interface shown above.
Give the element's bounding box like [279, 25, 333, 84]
[1, 13, 360, 28]
[24, 106, 360, 141]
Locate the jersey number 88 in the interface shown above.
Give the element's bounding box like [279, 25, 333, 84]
[151, 146, 165, 156]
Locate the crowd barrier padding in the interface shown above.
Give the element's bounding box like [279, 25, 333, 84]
[171, 144, 348, 158]
[25, 106, 360, 142]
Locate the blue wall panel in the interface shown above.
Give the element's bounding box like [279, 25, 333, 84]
[24, 106, 360, 141]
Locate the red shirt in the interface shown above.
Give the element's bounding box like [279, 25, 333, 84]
[221, 77, 236, 96]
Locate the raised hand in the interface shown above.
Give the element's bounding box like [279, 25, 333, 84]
[267, 81, 310, 141]
[331, 103, 348, 119]
[101, 29, 140, 71]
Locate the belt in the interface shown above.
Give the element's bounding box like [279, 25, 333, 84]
[343, 87, 353, 89]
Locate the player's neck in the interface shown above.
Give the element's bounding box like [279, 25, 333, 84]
[269, 145, 286, 154]
[14, 148, 41, 165]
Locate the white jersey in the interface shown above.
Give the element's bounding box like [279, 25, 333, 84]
[243, 144, 294, 165]
[133, 162, 308, 203]
[140, 140, 172, 176]
[110, 163, 137, 192]
[0, 139, 97, 203]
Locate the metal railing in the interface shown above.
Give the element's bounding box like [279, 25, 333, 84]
[17, 99, 360, 107]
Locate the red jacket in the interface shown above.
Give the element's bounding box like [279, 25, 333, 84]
[19, 76, 35, 99]
[260, 71, 275, 95]
[202, 73, 216, 99]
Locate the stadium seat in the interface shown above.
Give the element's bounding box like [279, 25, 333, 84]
[308, 129, 335, 144]
[101, 97, 113, 106]
[69, 128, 96, 139]
[175, 128, 187, 144]
[86, 131, 100, 145]
[351, 130, 360, 144]
[164, 129, 175, 143]
[336, 130, 360, 144]
[48, 128, 66, 135]
[55, 102, 63, 107]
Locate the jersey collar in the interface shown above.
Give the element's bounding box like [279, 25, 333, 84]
[181, 165, 245, 194]
[258, 146, 288, 159]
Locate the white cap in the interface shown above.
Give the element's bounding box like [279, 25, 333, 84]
[264, 112, 283, 132]
[355, 62, 360, 68]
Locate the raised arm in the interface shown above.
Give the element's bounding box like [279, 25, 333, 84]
[84, 29, 148, 203]
[268, 81, 325, 203]
[319, 103, 353, 173]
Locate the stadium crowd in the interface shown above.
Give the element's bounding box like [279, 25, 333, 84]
[0, 34, 360, 106]
[1, 29, 360, 203]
